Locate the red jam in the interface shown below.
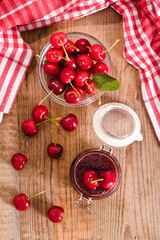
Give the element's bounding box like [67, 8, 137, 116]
[70, 149, 121, 200]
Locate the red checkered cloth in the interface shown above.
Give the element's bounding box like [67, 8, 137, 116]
[0, 0, 160, 141]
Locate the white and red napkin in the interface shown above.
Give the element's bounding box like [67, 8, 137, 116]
[0, 0, 160, 141]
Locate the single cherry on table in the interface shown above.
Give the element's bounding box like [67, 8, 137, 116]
[32, 105, 48, 123]
[47, 130, 63, 159]
[22, 119, 38, 136]
[48, 206, 69, 229]
[13, 190, 46, 211]
[60, 113, 78, 132]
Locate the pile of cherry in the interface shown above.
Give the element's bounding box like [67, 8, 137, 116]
[11, 102, 77, 228]
[40, 31, 110, 104]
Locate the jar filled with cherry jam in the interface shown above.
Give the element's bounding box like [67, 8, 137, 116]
[70, 103, 143, 210]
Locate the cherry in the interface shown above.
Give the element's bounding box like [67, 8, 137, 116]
[99, 170, 116, 189]
[22, 119, 38, 136]
[48, 206, 69, 229]
[85, 80, 97, 94]
[77, 54, 93, 70]
[60, 67, 76, 84]
[47, 77, 66, 95]
[64, 39, 79, 55]
[13, 190, 46, 211]
[75, 38, 91, 54]
[43, 62, 61, 76]
[63, 55, 77, 70]
[50, 32, 68, 48]
[32, 105, 48, 122]
[47, 130, 63, 159]
[93, 62, 109, 74]
[60, 113, 78, 131]
[11, 153, 43, 173]
[75, 87, 86, 95]
[64, 88, 82, 104]
[46, 48, 64, 63]
[74, 70, 90, 87]
[83, 170, 99, 189]
[88, 44, 106, 62]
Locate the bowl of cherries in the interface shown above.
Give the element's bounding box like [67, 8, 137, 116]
[37, 32, 120, 107]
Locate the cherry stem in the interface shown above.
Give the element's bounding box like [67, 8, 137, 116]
[24, 165, 43, 174]
[36, 119, 50, 126]
[36, 54, 47, 63]
[44, 116, 60, 126]
[101, 39, 120, 54]
[51, 130, 56, 145]
[59, 105, 67, 117]
[69, 81, 80, 96]
[35, 117, 60, 126]
[39, 90, 53, 105]
[91, 178, 104, 184]
[86, 46, 91, 52]
[54, 54, 70, 62]
[62, 215, 69, 230]
[94, 88, 101, 105]
[59, 39, 70, 61]
[68, 45, 79, 52]
[27, 190, 46, 201]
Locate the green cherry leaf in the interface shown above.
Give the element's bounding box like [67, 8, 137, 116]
[92, 73, 120, 92]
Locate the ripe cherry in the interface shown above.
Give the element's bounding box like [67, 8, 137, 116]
[93, 62, 109, 74]
[22, 119, 38, 136]
[46, 48, 64, 63]
[74, 70, 90, 87]
[43, 62, 61, 76]
[61, 113, 78, 131]
[83, 170, 99, 189]
[88, 44, 106, 62]
[75, 38, 91, 54]
[47, 77, 66, 95]
[99, 170, 116, 189]
[13, 190, 46, 211]
[60, 67, 76, 84]
[32, 105, 48, 122]
[48, 206, 69, 229]
[64, 39, 79, 55]
[77, 54, 93, 70]
[85, 81, 97, 94]
[47, 130, 63, 159]
[63, 55, 77, 70]
[50, 32, 68, 48]
[11, 153, 43, 173]
[64, 88, 82, 104]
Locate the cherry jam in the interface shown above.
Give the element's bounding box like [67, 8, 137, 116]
[70, 149, 121, 200]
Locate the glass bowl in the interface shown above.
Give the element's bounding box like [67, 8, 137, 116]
[37, 32, 112, 107]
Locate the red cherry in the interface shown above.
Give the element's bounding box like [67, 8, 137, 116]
[89, 44, 106, 62]
[63, 55, 77, 70]
[83, 170, 99, 189]
[93, 62, 109, 74]
[48, 206, 69, 229]
[47, 143, 63, 159]
[32, 105, 48, 122]
[13, 194, 30, 211]
[11, 153, 27, 171]
[75, 87, 86, 95]
[64, 39, 77, 55]
[50, 32, 68, 48]
[99, 170, 116, 189]
[85, 81, 97, 94]
[60, 113, 78, 131]
[77, 54, 93, 70]
[60, 67, 76, 84]
[22, 119, 38, 136]
[64, 88, 82, 104]
[46, 48, 63, 63]
[47, 77, 66, 95]
[13, 190, 46, 211]
[43, 62, 61, 76]
[75, 38, 91, 54]
[74, 70, 90, 87]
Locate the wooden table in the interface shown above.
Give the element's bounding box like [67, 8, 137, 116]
[0, 7, 160, 240]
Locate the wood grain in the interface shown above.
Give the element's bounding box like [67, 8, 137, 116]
[0, 7, 160, 240]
